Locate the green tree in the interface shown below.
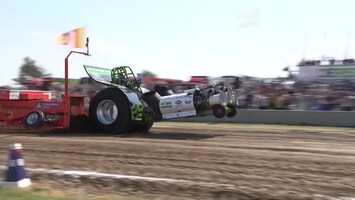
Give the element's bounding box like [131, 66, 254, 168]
[18, 57, 48, 78]
[142, 70, 157, 78]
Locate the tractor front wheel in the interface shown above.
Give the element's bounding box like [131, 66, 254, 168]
[226, 104, 237, 118]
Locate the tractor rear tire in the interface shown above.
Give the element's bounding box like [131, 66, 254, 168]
[89, 88, 132, 134]
[132, 121, 154, 133]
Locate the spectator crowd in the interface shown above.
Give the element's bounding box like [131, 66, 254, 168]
[236, 79, 355, 111]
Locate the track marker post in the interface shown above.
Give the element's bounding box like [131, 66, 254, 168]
[2, 143, 31, 188]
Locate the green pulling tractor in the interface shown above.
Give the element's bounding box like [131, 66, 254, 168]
[83, 65, 238, 133]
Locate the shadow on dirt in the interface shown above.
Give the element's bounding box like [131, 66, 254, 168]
[120, 131, 222, 140]
[0, 115, 221, 140]
[38, 130, 222, 141]
[36, 115, 222, 140]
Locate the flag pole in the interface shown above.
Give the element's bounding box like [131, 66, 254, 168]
[63, 38, 91, 129]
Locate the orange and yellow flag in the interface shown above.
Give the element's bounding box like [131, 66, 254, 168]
[57, 27, 85, 48]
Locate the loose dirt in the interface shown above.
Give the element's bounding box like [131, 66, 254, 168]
[1, 122, 355, 199]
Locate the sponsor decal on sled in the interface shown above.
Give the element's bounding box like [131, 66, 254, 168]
[36, 102, 60, 110]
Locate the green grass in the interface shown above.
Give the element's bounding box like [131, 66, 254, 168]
[0, 188, 74, 200]
[0, 186, 194, 200]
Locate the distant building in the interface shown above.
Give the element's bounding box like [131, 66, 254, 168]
[295, 57, 355, 82]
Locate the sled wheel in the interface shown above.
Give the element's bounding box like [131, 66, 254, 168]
[212, 104, 226, 118]
[89, 88, 132, 134]
[24, 111, 44, 129]
[226, 104, 237, 118]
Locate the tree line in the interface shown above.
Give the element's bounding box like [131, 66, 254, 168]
[14, 57, 157, 84]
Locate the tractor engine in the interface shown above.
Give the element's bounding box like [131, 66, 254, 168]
[142, 84, 238, 120]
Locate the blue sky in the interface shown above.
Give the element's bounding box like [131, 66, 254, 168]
[1, 0, 355, 85]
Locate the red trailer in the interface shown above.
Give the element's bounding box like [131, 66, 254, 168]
[0, 39, 90, 130]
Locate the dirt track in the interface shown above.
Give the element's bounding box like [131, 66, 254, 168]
[1, 122, 355, 199]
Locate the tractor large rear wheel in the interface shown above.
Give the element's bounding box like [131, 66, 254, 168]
[132, 121, 154, 133]
[89, 88, 132, 134]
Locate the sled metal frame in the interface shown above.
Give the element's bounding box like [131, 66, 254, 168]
[63, 38, 91, 128]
